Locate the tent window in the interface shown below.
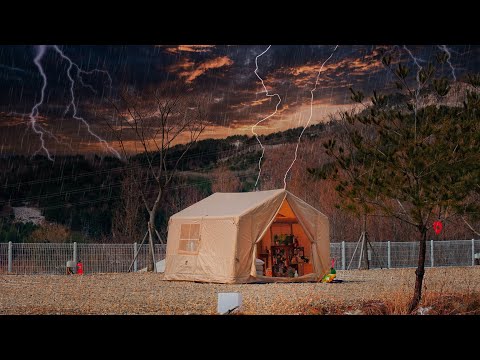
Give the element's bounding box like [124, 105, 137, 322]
[178, 224, 200, 254]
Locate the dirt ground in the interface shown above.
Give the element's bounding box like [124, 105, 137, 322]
[1, 267, 479, 314]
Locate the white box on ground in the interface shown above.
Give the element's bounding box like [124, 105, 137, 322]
[217, 292, 242, 314]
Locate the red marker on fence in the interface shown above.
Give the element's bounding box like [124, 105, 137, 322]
[76, 260, 84, 275]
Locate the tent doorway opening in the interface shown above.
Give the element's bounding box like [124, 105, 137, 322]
[257, 198, 313, 278]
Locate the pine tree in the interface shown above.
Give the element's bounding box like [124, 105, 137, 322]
[308, 50, 480, 312]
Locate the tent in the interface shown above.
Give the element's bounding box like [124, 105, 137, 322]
[163, 189, 330, 283]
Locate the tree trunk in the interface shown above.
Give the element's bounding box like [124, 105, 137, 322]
[409, 228, 428, 313]
[146, 187, 164, 272]
[147, 217, 155, 272]
[363, 233, 369, 269]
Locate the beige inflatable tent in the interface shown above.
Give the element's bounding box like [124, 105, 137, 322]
[163, 189, 330, 283]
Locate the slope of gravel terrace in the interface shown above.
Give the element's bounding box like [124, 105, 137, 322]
[1, 267, 479, 314]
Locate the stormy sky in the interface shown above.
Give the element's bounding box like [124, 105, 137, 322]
[0, 45, 478, 157]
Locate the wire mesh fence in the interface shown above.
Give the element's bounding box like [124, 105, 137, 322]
[0, 242, 167, 275]
[0, 239, 478, 274]
[332, 239, 480, 269]
[330, 243, 343, 268]
[77, 244, 133, 274]
[10, 243, 73, 275]
[75, 244, 166, 274]
[0, 243, 8, 274]
[390, 242, 422, 268]
[433, 240, 474, 267]
[369, 241, 389, 269]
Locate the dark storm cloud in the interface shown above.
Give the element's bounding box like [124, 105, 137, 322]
[167, 55, 234, 83]
[0, 45, 479, 156]
[159, 45, 216, 54]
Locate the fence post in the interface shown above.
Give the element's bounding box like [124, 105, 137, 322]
[472, 239, 476, 267]
[387, 241, 391, 269]
[134, 242, 138, 272]
[8, 241, 12, 273]
[341, 241, 345, 270]
[73, 242, 77, 264]
[430, 240, 434, 268]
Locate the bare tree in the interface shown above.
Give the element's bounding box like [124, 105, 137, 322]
[111, 168, 146, 243]
[29, 222, 71, 243]
[211, 165, 241, 193]
[106, 85, 208, 271]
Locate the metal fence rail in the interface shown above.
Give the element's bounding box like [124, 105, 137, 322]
[0, 240, 478, 275]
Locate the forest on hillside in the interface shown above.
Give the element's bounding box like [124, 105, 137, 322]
[1, 109, 479, 245]
[0, 123, 331, 243]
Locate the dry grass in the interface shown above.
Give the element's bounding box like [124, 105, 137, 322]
[0, 267, 479, 315]
[300, 267, 480, 315]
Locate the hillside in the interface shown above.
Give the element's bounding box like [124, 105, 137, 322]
[0, 118, 478, 243]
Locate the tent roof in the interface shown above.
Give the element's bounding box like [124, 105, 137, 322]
[276, 197, 297, 221]
[171, 189, 285, 218]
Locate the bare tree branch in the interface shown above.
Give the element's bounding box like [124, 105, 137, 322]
[104, 85, 209, 272]
[463, 217, 480, 236]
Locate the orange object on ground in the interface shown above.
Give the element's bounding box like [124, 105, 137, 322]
[265, 268, 272, 277]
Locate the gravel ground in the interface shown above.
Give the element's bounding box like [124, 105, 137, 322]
[1, 267, 479, 315]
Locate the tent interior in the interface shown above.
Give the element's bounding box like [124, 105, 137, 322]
[256, 198, 313, 278]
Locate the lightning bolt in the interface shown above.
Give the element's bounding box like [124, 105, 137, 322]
[402, 45, 424, 142]
[403, 45, 425, 90]
[437, 45, 457, 81]
[283, 45, 339, 189]
[27, 45, 120, 161]
[50, 45, 120, 158]
[0, 64, 26, 73]
[29, 45, 55, 160]
[252, 45, 282, 190]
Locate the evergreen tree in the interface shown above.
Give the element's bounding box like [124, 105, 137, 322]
[309, 50, 480, 312]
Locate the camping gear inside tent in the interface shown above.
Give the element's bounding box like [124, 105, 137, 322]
[163, 189, 330, 284]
